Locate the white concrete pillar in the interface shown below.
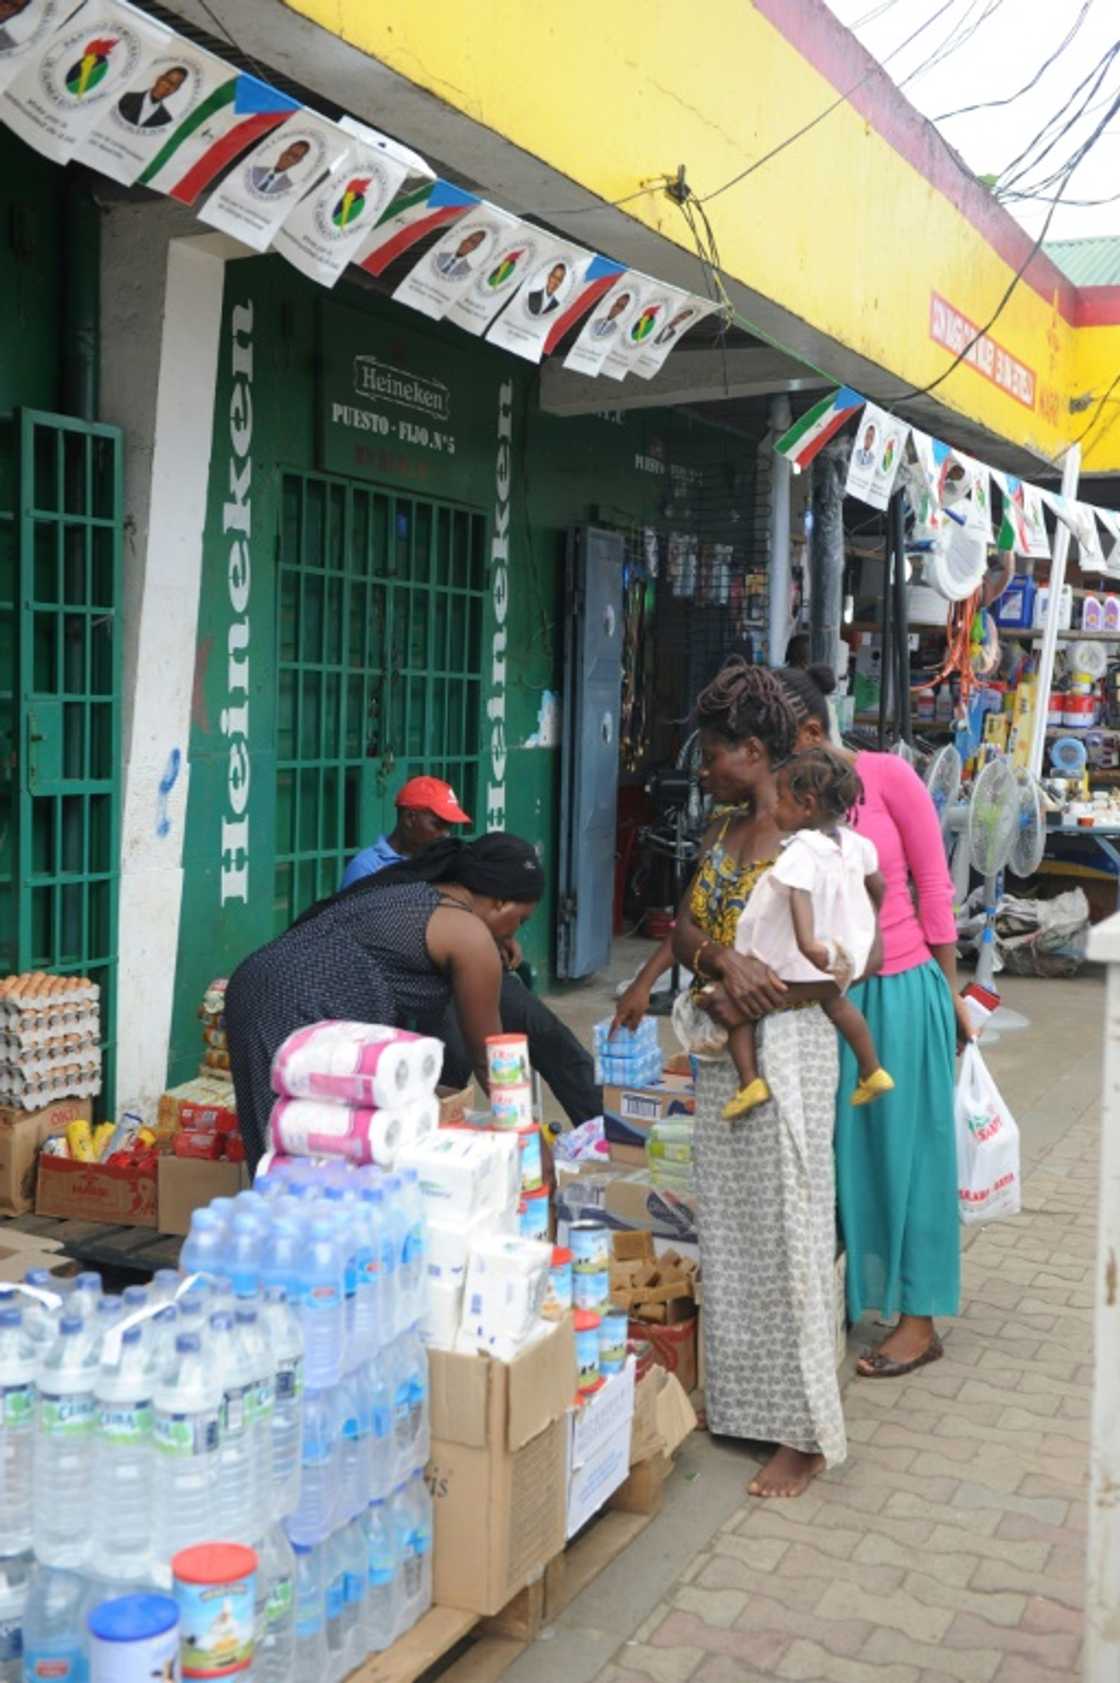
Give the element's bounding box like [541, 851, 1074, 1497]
[767, 392, 792, 667]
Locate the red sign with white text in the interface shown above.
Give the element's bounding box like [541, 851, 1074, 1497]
[929, 293, 1036, 410]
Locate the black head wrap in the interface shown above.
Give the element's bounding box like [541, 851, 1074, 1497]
[293, 831, 544, 929]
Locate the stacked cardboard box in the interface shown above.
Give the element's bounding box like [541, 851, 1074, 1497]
[0, 974, 101, 1109]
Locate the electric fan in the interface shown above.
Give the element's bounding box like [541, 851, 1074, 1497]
[968, 758, 1024, 1004]
[925, 743, 962, 827]
[1070, 640, 1108, 683]
[1050, 735, 1089, 780]
[925, 743, 970, 903]
[924, 506, 989, 603]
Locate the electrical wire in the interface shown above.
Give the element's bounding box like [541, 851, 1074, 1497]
[933, 2, 1093, 120]
[696, 0, 960, 205]
[995, 42, 1120, 195]
[897, 0, 1007, 91]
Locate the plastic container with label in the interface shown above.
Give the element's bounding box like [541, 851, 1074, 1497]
[87, 1594, 180, 1683]
[171, 1545, 258, 1682]
[573, 1311, 602, 1396]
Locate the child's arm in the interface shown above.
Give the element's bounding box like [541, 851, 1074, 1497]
[858, 869, 887, 982]
[789, 888, 834, 975]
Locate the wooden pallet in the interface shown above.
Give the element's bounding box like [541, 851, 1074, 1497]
[0, 1212, 182, 1276]
[345, 1452, 671, 1683]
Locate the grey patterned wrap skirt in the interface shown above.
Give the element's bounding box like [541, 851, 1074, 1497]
[692, 1006, 847, 1468]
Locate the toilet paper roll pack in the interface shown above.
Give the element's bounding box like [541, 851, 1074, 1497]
[269, 1096, 402, 1166]
[271, 1020, 444, 1109]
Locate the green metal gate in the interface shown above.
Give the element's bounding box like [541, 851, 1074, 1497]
[0, 409, 123, 1106]
[276, 471, 487, 927]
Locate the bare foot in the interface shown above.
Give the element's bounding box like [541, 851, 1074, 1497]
[748, 1445, 825, 1498]
[857, 1314, 937, 1375]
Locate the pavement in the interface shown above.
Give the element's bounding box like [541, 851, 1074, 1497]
[512, 944, 1101, 1683]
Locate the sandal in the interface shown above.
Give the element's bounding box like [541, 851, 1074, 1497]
[857, 1333, 943, 1379]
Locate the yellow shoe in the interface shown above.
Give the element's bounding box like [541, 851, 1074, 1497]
[851, 1067, 895, 1107]
[722, 1078, 771, 1120]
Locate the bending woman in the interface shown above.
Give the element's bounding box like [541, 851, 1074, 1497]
[225, 833, 543, 1169]
[778, 664, 966, 1377]
[672, 661, 849, 1498]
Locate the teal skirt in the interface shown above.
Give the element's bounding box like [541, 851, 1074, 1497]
[835, 960, 960, 1323]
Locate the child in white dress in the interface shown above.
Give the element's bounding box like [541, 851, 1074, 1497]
[723, 747, 894, 1120]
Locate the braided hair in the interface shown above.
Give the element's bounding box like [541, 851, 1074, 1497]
[782, 746, 863, 823]
[696, 656, 799, 763]
[777, 663, 836, 733]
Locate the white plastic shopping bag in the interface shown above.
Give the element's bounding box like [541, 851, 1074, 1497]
[955, 1042, 1022, 1225]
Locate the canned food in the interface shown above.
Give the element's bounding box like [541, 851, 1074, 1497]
[65, 1118, 95, 1163]
[490, 1083, 534, 1130]
[518, 1186, 550, 1242]
[572, 1267, 610, 1314]
[573, 1310, 601, 1395]
[517, 1123, 543, 1192]
[88, 1593, 180, 1683]
[568, 1221, 608, 1275]
[598, 1309, 628, 1375]
[92, 1122, 116, 1162]
[172, 1544, 257, 1680]
[541, 1246, 572, 1319]
[486, 1033, 532, 1087]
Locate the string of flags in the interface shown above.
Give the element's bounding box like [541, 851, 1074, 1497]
[775, 388, 1120, 577]
[0, 0, 720, 375]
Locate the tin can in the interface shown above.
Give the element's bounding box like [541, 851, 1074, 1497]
[518, 1186, 550, 1242]
[598, 1309, 628, 1375]
[573, 1267, 610, 1314]
[486, 1032, 532, 1088]
[517, 1123, 543, 1192]
[568, 1220, 608, 1275]
[490, 1083, 534, 1131]
[41, 1133, 70, 1157]
[541, 1246, 573, 1319]
[65, 1118, 95, 1163]
[172, 1544, 257, 1679]
[92, 1122, 115, 1161]
[88, 1593, 180, 1683]
[573, 1310, 601, 1395]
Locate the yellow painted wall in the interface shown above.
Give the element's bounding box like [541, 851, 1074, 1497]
[287, 0, 1116, 469]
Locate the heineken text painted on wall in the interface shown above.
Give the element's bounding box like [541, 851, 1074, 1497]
[220, 300, 253, 905]
[487, 379, 514, 831]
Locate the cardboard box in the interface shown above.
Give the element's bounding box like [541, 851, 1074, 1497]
[602, 1084, 695, 1153]
[428, 1317, 576, 1615]
[566, 1357, 636, 1537]
[604, 1174, 698, 1247]
[36, 1152, 157, 1228]
[158, 1155, 250, 1236]
[156, 1079, 237, 1145]
[630, 1312, 698, 1397]
[0, 1233, 69, 1286]
[0, 1099, 92, 1216]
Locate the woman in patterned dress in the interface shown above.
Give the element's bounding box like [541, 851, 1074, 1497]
[672, 661, 857, 1497]
[225, 833, 544, 1170]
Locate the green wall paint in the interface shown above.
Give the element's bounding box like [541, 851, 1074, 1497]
[168, 257, 753, 1083]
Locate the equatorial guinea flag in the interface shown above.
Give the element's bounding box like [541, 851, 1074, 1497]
[774, 388, 865, 473]
[137, 70, 297, 204]
[355, 179, 479, 279]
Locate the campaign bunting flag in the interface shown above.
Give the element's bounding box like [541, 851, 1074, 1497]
[392, 201, 524, 322]
[485, 240, 615, 362]
[337, 111, 431, 181]
[137, 70, 298, 205]
[844, 403, 908, 511]
[630, 290, 717, 379]
[1038, 488, 1105, 570]
[991, 470, 1051, 560]
[74, 36, 230, 185]
[0, 0, 70, 96]
[2, 0, 171, 164]
[1093, 507, 1120, 574]
[773, 387, 864, 472]
[197, 111, 348, 251]
[599, 277, 680, 381]
[444, 225, 549, 337]
[564, 276, 647, 376]
[356, 178, 479, 279]
[272, 135, 410, 287]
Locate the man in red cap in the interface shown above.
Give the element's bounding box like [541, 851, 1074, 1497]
[341, 777, 602, 1124]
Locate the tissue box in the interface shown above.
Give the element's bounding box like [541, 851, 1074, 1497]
[566, 1357, 637, 1536]
[459, 1234, 552, 1358]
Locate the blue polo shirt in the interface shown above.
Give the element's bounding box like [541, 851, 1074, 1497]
[341, 834, 404, 889]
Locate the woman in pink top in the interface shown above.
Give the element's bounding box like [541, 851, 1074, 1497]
[779, 665, 970, 1378]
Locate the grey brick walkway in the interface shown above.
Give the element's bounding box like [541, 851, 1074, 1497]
[591, 1113, 1093, 1683]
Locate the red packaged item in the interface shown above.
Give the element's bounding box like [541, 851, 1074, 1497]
[224, 1134, 246, 1163]
[174, 1129, 224, 1161]
[178, 1099, 238, 1136]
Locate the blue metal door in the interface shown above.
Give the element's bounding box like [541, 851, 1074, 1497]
[557, 526, 624, 979]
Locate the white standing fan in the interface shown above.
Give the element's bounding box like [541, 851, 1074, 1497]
[968, 759, 1044, 1040]
[925, 744, 970, 904]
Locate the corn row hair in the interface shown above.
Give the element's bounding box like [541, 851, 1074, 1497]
[783, 747, 864, 822]
[696, 656, 799, 760]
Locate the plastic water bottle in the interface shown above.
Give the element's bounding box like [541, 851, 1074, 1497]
[337, 1372, 370, 1523]
[0, 1551, 30, 1683]
[235, 1306, 275, 1539]
[364, 1358, 393, 1502]
[121, 1285, 149, 1316]
[19, 1275, 62, 1351]
[70, 1274, 102, 1319]
[392, 1473, 432, 1638]
[286, 1389, 338, 1547]
[33, 1315, 99, 1568]
[0, 1309, 34, 1553]
[300, 1220, 344, 1390]
[323, 1531, 347, 1683]
[20, 1565, 91, 1683]
[362, 1499, 397, 1654]
[341, 1516, 368, 1672]
[227, 1214, 263, 1301]
[407, 1469, 432, 1623]
[93, 1326, 153, 1580]
[260, 1288, 303, 1522]
[149, 1307, 179, 1379]
[255, 1524, 296, 1683]
[149, 1271, 181, 1306]
[180, 1208, 224, 1279]
[357, 1189, 387, 1357]
[290, 1542, 327, 1679]
[152, 1332, 221, 1559]
[261, 1221, 305, 1306]
[400, 1324, 429, 1474]
[388, 1483, 414, 1641]
[382, 1178, 406, 1338]
[399, 1169, 426, 1326]
[209, 1312, 256, 1545]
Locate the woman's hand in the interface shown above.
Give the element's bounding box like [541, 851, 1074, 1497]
[953, 992, 978, 1051]
[710, 949, 787, 1020]
[610, 979, 652, 1036]
[698, 983, 748, 1030]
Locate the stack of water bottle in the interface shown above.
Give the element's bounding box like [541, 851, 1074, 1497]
[0, 1161, 433, 1683]
[593, 1015, 662, 1087]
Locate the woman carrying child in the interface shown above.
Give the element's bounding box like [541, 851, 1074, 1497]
[672, 660, 864, 1499]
